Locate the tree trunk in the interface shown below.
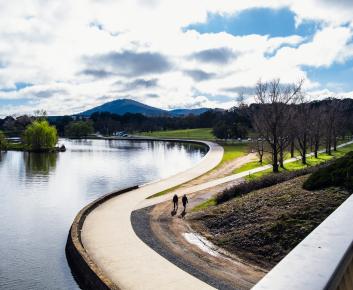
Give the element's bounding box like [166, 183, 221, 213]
[290, 140, 295, 158]
[333, 136, 337, 151]
[279, 149, 284, 168]
[273, 146, 279, 173]
[314, 140, 319, 158]
[302, 134, 307, 165]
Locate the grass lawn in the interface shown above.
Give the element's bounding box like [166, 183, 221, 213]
[244, 142, 353, 180]
[136, 128, 216, 140]
[192, 198, 217, 212]
[232, 160, 269, 174]
[217, 143, 249, 166]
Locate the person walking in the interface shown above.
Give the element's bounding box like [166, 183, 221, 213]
[172, 194, 178, 211]
[182, 194, 188, 212]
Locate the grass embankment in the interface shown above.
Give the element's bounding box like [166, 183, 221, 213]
[136, 128, 216, 140]
[190, 175, 351, 269]
[241, 142, 353, 180]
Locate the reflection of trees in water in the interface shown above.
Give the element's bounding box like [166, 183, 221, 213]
[143, 140, 208, 156]
[0, 151, 7, 163]
[24, 152, 58, 176]
[166, 141, 207, 155]
[72, 139, 93, 146]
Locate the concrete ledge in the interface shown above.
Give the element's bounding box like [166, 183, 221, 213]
[65, 186, 138, 290]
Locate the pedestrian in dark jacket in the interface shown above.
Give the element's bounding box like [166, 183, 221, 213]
[172, 194, 178, 211]
[182, 194, 188, 211]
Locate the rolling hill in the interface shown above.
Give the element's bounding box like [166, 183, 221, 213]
[79, 99, 210, 117]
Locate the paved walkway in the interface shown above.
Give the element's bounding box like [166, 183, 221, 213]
[81, 141, 223, 290]
[81, 140, 353, 290]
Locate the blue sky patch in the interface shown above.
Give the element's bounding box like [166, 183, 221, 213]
[0, 98, 32, 106]
[0, 82, 33, 92]
[185, 8, 319, 38]
[304, 58, 353, 92]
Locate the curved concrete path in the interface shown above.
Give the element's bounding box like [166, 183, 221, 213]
[81, 141, 223, 290]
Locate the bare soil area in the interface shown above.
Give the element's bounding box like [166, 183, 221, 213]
[189, 175, 351, 270]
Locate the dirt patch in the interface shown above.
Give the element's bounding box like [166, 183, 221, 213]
[189, 175, 351, 270]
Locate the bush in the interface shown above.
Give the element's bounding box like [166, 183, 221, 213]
[0, 130, 7, 150]
[216, 163, 332, 204]
[303, 152, 353, 191]
[23, 120, 58, 151]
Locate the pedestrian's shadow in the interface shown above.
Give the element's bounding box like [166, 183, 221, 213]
[179, 209, 186, 218]
[171, 209, 177, 216]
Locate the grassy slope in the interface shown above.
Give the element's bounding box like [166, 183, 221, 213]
[244, 142, 353, 180]
[136, 128, 215, 140]
[190, 175, 350, 269]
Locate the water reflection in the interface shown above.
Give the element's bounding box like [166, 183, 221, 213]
[24, 153, 58, 176]
[0, 139, 206, 290]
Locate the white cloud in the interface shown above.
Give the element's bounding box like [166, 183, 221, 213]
[0, 0, 352, 116]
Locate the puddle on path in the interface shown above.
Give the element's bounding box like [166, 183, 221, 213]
[183, 232, 220, 257]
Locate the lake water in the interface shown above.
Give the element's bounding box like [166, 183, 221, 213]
[0, 139, 206, 290]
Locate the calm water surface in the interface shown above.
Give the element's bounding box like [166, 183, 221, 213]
[0, 139, 206, 290]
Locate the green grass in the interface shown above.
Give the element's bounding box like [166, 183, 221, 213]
[146, 184, 182, 199]
[232, 160, 269, 174]
[220, 143, 248, 164]
[244, 142, 353, 180]
[192, 198, 216, 212]
[136, 128, 215, 140]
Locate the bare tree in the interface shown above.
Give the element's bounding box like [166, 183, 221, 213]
[252, 79, 303, 173]
[322, 99, 341, 155]
[310, 105, 323, 158]
[294, 94, 311, 164]
[253, 137, 265, 164]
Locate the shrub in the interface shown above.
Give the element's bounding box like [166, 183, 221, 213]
[303, 152, 353, 191]
[23, 120, 58, 151]
[216, 163, 332, 204]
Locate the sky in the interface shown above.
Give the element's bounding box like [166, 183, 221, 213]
[0, 0, 353, 117]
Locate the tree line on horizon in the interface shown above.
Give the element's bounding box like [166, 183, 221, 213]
[1, 79, 353, 173]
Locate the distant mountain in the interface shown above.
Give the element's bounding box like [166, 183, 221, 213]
[80, 99, 167, 117]
[79, 99, 210, 117]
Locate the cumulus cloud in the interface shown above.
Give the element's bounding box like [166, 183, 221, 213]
[0, 0, 352, 116]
